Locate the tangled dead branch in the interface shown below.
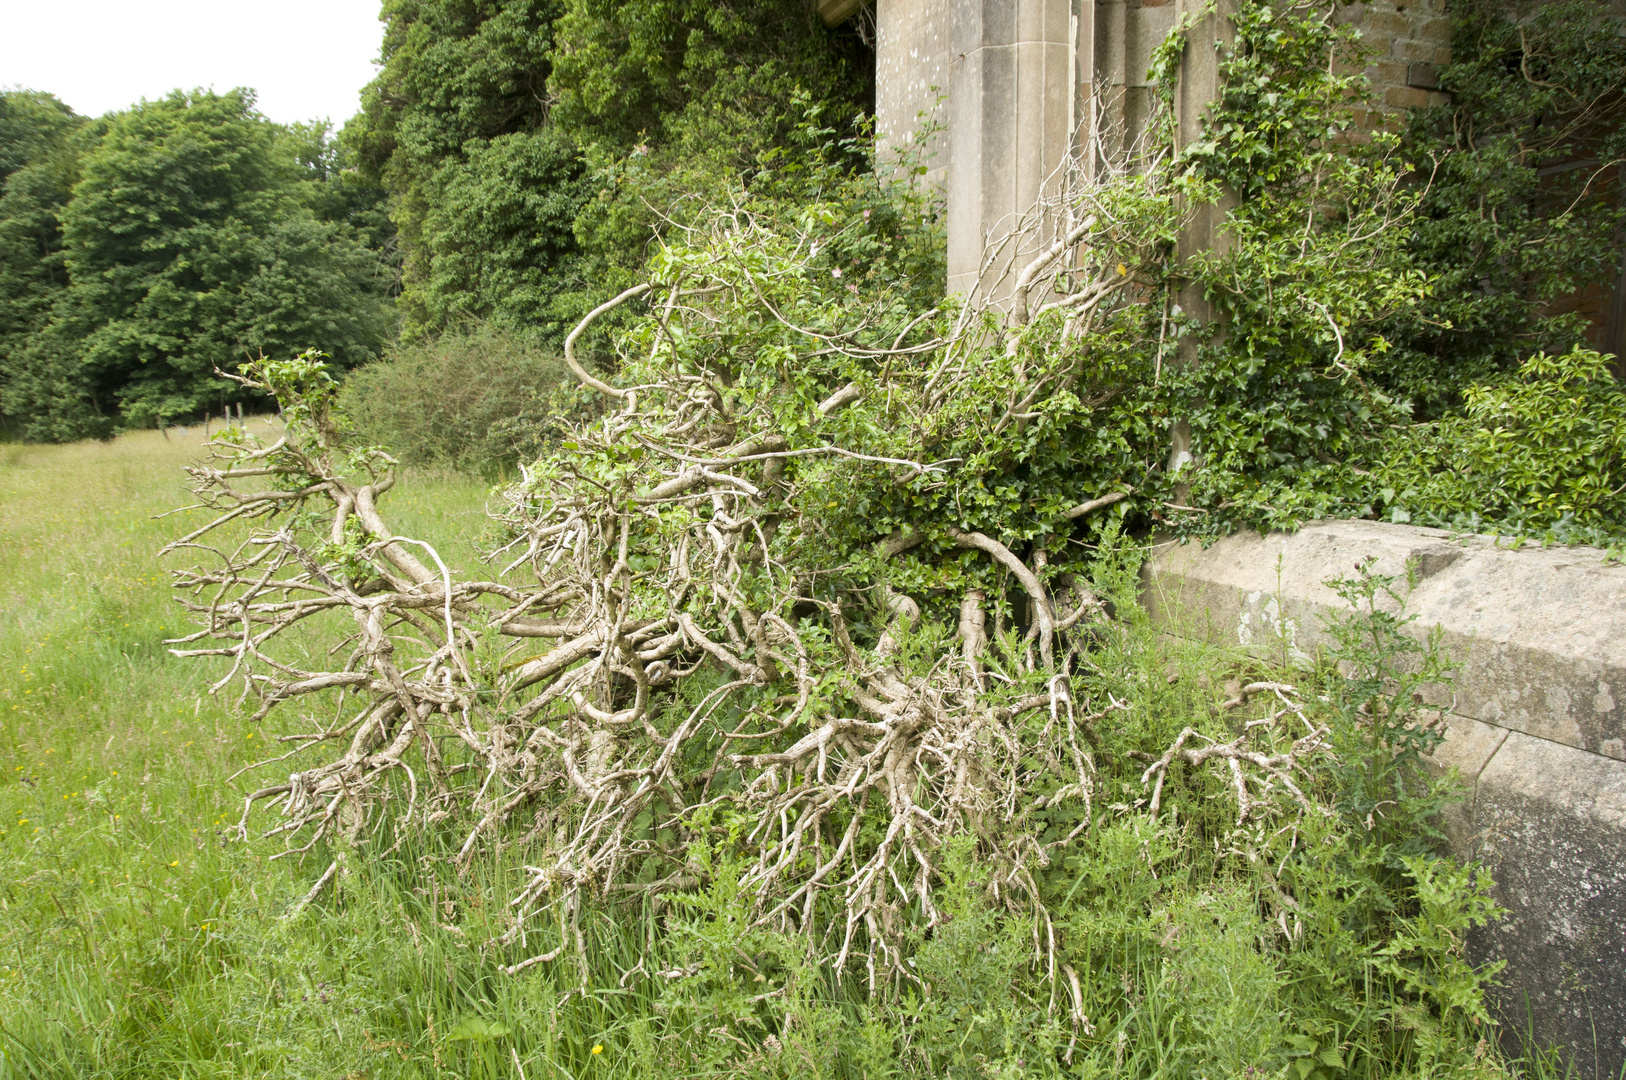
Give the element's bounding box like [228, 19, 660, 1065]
[162, 139, 1332, 994]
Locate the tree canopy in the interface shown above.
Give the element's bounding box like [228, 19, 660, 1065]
[347, 0, 872, 344]
[0, 89, 394, 440]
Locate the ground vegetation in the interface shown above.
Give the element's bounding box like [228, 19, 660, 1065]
[1, 0, 1623, 1075]
[1, 426, 1530, 1080]
[340, 323, 580, 476]
[131, 8, 1533, 1072]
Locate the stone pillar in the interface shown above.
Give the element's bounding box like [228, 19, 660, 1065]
[1090, 0, 1177, 167]
[944, 0, 1078, 301]
[1162, 0, 1237, 480]
[1170, 0, 1237, 349]
[876, 0, 954, 190]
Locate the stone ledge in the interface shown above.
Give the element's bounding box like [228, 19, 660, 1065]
[1143, 520, 1626, 1077]
[1144, 520, 1626, 759]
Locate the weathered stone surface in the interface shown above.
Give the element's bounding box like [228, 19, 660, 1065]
[944, 0, 1076, 299]
[876, 0, 953, 189]
[1145, 520, 1626, 1077]
[1428, 713, 1508, 854]
[1473, 733, 1626, 1077]
[1145, 521, 1626, 758]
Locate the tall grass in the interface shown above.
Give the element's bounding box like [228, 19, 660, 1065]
[0, 427, 627, 1078]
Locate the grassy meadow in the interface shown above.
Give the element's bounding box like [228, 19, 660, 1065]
[0, 427, 646, 1079]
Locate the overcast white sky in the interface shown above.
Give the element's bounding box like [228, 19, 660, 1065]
[0, 0, 385, 127]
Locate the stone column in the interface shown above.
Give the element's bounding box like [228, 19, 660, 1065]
[1166, 0, 1237, 479]
[876, 0, 955, 190]
[1090, 0, 1178, 168]
[1171, 0, 1238, 342]
[944, 0, 1079, 301]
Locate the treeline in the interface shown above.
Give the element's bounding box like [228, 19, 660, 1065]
[0, 0, 870, 440]
[0, 89, 395, 439]
[4, 0, 1622, 465]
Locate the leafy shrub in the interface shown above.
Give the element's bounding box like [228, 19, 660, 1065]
[1384, 0, 1626, 414]
[1377, 347, 1626, 539]
[340, 323, 582, 474]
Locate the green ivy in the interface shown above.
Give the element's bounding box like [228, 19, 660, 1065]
[1377, 346, 1626, 542]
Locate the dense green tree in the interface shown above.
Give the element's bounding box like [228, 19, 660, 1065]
[549, 0, 868, 150]
[347, 0, 573, 340]
[0, 89, 79, 183]
[283, 119, 399, 262]
[2, 89, 393, 439]
[0, 90, 87, 432]
[349, 0, 871, 344]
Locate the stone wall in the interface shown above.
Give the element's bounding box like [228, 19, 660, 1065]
[1337, 0, 1454, 123]
[1145, 521, 1626, 1079]
[872, 0, 1460, 304]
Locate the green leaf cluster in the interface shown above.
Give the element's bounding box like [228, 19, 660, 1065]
[347, 0, 871, 346]
[1377, 346, 1626, 540]
[1144, 0, 1625, 546]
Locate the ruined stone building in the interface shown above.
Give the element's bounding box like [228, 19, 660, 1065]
[813, 0, 1626, 1073]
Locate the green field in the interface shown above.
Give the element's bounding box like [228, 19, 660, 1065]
[0, 428, 637, 1079]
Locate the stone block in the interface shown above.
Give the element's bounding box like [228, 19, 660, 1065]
[1396, 36, 1440, 63]
[1145, 521, 1626, 758]
[1124, 3, 1178, 86]
[1367, 59, 1407, 85]
[1384, 84, 1430, 109]
[817, 0, 867, 25]
[1362, 10, 1413, 35]
[1406, 61, 1440, 89]
[1473, 733, 1626, 1078]
[1427, 713, 1509, 854]
[1096, 0, 1129, 86]
[1419, 15, 1454, 42]
[876, 0, 954, 188]
[946, 0, 1075, 300]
